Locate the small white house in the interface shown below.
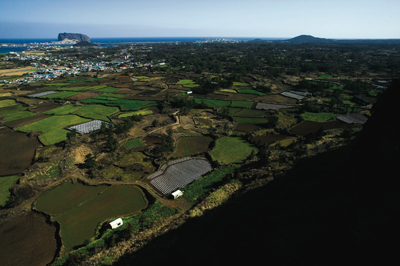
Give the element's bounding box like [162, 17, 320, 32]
[186, 90, 193, 94]
[172, 190, 183, 199]
[110, 218, 123, 229]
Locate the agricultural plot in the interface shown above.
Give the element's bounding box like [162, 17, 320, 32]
[233, 109, 267, 118]
[44, 104, 83, 115]
[0, 212, 57, 266]
[16, 115, 90, 145]
[72, 105, 119, 121]
[123, 139, 145, 150]
[230, 100, 254, 108]
[41, 91, 81, 99]
[147, 157, 213, 195]
[209, 137, 258, 164]
[4, 114, 50, 128]
[232, 117, 269, 124]
[182, 165, 237, 202]
[336, 113, 368, 124]
[0, 132, 40, 176]
[300, 112, 339, 122]
[28, 91, 58, 98]
[170, 136, 213, 159]
[114, 152, 155, 180]
[106, 99, 158, 111]
[256, 102, 294, 111]
[0, 175, 18, 207]
[290, 120, 360, 136]
[194, 98, 231, 107]
[35, 183, 147, 250]
[68, 120, 106, 134]
[0, 99, 17, 108]
[233, 82, 250, 87]
[64, 92, 100, 101]
[118, 108, 153, 118]
[237, 89, 266, 96]
[177, 79, 200, 88]
[0, 106, 38, 122]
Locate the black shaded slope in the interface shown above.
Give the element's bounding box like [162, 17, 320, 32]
[114, 80, 400, 266]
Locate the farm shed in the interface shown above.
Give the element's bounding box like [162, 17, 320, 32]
[110, 218, 123, 229]
[147, 157, 213, 195]
[281, 92, 305, 101]
[336, 113, 368, 124]
[172, 190, 183, 199]
[67, 120, 108, 134]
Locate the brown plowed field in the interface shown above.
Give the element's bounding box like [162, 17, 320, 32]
[64, 92, 99, 101]
[66, 81, 99, 87]
[234, 123, 264, 133]
[0, 212, 58, 266]
[118, 76, 133, 83]
[4, 114, 51, 128]
[30, 102, 61, 113]
[256, 94, 298, 104]
[0, 132, 40, 176]
[290, 120, 361, 136]
[250, 134, 289, 144]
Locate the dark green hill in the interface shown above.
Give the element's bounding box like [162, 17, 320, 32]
[288, 35, 333, 43]
[113, 79, 400, 265]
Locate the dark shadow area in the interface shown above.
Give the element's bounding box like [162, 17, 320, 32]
[112, 80, 400, 265]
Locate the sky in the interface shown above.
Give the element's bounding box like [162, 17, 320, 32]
[0, 0, 399, 39]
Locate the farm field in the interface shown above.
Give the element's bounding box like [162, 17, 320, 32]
[72, 105, 119, 121]
[290, 120, 361, 136]
[182, 164, 237, 202]
[114, 152, 156, 180]
[119, 108, 153, 118]
[0, 175, 18, 207]
[16, 115, 90, 145]
[0, 104, 38, 122]
[193, 98, 231, 107]
[300, 112, 339, 122]
[177, 79, 200, 88]
[123, 139, 145, 150]
[237, 89, 266, 96]
[170, 136, 213, 159]
[41, 91, 81, 99]
[0, 99, 17, 108]
[35, 182, 148, 250]
[0, 132, 40, 176]
[209, 137, 258, 164]
[4, 114, 50, 128]
[0, 212, 58, 266]
[147, 157, 213, 195]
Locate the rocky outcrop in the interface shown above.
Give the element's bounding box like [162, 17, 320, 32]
[58, 33, 90, 42]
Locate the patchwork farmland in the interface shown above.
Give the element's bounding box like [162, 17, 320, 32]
[0, 39, 385, 266]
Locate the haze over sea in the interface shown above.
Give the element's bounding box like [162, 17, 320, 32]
[0, 37, 285, 54]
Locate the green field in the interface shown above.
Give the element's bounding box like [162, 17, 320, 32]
[44, 105, 83, 115]
[230, 100, 254, 108]
[300, 112, 338, 122]
[182, 165, 237, 202]
[170, 136, 213, 158]
[123, 139, 145, 150]
[194, 98, 231, 107]
[35, 182, 148, 250]
[16, 115, 90, 145]
[209, 137, 258, 164]
[0, 176, 19, 207]
[0, 99, 17, 108]
[318, 74, 333, 79]
[98, 87, 119, 93]
[237, 89, 266, 96]
[233, 82, 250, 87]
[0, 105, 38, 122]
[106, 99, 158, 111]
[114, 152, 155, 180]
[118, 108, 153, 118]
[177, 79, 200, 88]
[42, 91, 81, 98]
[72, 105, 119, 121]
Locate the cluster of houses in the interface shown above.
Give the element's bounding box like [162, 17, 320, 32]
[1, 51, 165, 84]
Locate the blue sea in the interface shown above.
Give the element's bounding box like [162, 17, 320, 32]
[0, 37, 285, 53]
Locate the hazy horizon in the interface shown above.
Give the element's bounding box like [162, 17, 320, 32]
[1, 0, 399, 39]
